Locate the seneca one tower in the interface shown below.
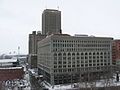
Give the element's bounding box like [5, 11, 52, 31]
[42, 9, 62, 35]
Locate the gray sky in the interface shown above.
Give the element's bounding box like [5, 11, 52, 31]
[0, 0, 120, 54]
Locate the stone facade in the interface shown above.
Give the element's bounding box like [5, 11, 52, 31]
[37, 34, 113, 85]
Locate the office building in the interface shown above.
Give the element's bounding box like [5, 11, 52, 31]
[37, 34, 113, 85]
[42, 9, 62, 35]
[29, 31, 46, 54]
[28, 31, 46, 68]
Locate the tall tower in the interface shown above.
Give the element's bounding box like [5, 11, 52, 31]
[42, 9, 61, 35]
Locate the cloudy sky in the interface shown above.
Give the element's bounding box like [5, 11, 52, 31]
[0, 0, 120, 54]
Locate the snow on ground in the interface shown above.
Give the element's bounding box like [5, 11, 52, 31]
[40, 75, 120, 90]
[42, 82, 76, 90]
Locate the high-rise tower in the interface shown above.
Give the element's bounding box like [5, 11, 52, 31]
[42, 9, 62, 35]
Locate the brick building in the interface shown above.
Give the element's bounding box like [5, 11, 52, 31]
[0, 59, 24, 81]
[0, 67, 24, 81]
[0, 59, 24, 89]
[112, 40, 120, 65]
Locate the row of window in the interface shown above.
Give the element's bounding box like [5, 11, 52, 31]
[53, 48, 110, 52]
[53, 66, 110, 73]
[53, 44, 110, 48]
[54, 63, 110, 68]
[54, 59, 109, 64]
[53, 40, 110, 43]
[54, 52, 110, 56]
[54, 56, 110, 60]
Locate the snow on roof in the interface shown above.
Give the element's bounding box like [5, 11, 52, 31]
[28, 69, 38, 75]
[0, 59, 17, 63]
[0, 66, 23, 69]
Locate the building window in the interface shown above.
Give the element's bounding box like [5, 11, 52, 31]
[85, 57, 88, 59]
[89, 53, 92, 55]
[81, 64, 84, 67]
[63, 65, 66, 68]
[81, 53, 84, 55]
[63, 57, 66, 60]
[93, 56, 95, 59]
[72, 65, 75, 67]
[54, 66, 57, 68]
[68, 65, 71, 67]
[68, 53, 71, 56]
[54, 53, 57, 56]
[68, 57, 71, 60]
[85, 53, 87, 55]
[54, 70, 57, 72]
[89, 60, 92, 63]
[72, 53, 75, 56]
[97, 52, 99, 55]
[89, 56, 92, 59]
[58, 65, 62, 68]
[72, 57, 75, 60]
[58, 53, 62, 56]
[63, 53, 66, 56]
[54, 61, 57, 64]
[81, 57, 84, 59]
[89, 64, 92, 66]
[77, 57, 79, 59]
[54, 57, 57, 60]
[77, 53, 79, 56]
[77, 65, 80, 67]
[63, 61, 66, 64]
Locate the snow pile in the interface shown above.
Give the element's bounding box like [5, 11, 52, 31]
[41, 81, 77, 90]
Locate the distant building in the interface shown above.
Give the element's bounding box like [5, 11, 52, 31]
[29, 31, 46, 54]
[42, 9, 62, 35]
[28, 31, 46, 68]
[37, 34, 113, 85]
[28, 54, 37, 68]
[112, 40, 120, 65]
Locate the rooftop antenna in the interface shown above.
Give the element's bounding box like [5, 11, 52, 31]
[57, 6, 59, 10]
[17, 46, 20, 60]
[45, 0, 47, 9]
[57, 0, 60, 10]
[45, 5, 47, 9]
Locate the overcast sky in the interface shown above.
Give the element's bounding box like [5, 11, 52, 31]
[0, 0, 120, 54]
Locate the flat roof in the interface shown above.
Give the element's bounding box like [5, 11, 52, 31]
[0, 66, 23, 69]
[0, 59, 17, 63]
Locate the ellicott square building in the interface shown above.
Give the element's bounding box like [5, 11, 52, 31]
[37, 34, 113, 85]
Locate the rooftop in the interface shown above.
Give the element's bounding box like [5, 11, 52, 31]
[0, 66, 23, 69]
[0, 59, 17, 63]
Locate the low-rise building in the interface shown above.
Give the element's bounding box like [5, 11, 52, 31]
[0, 59, 24, 81]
